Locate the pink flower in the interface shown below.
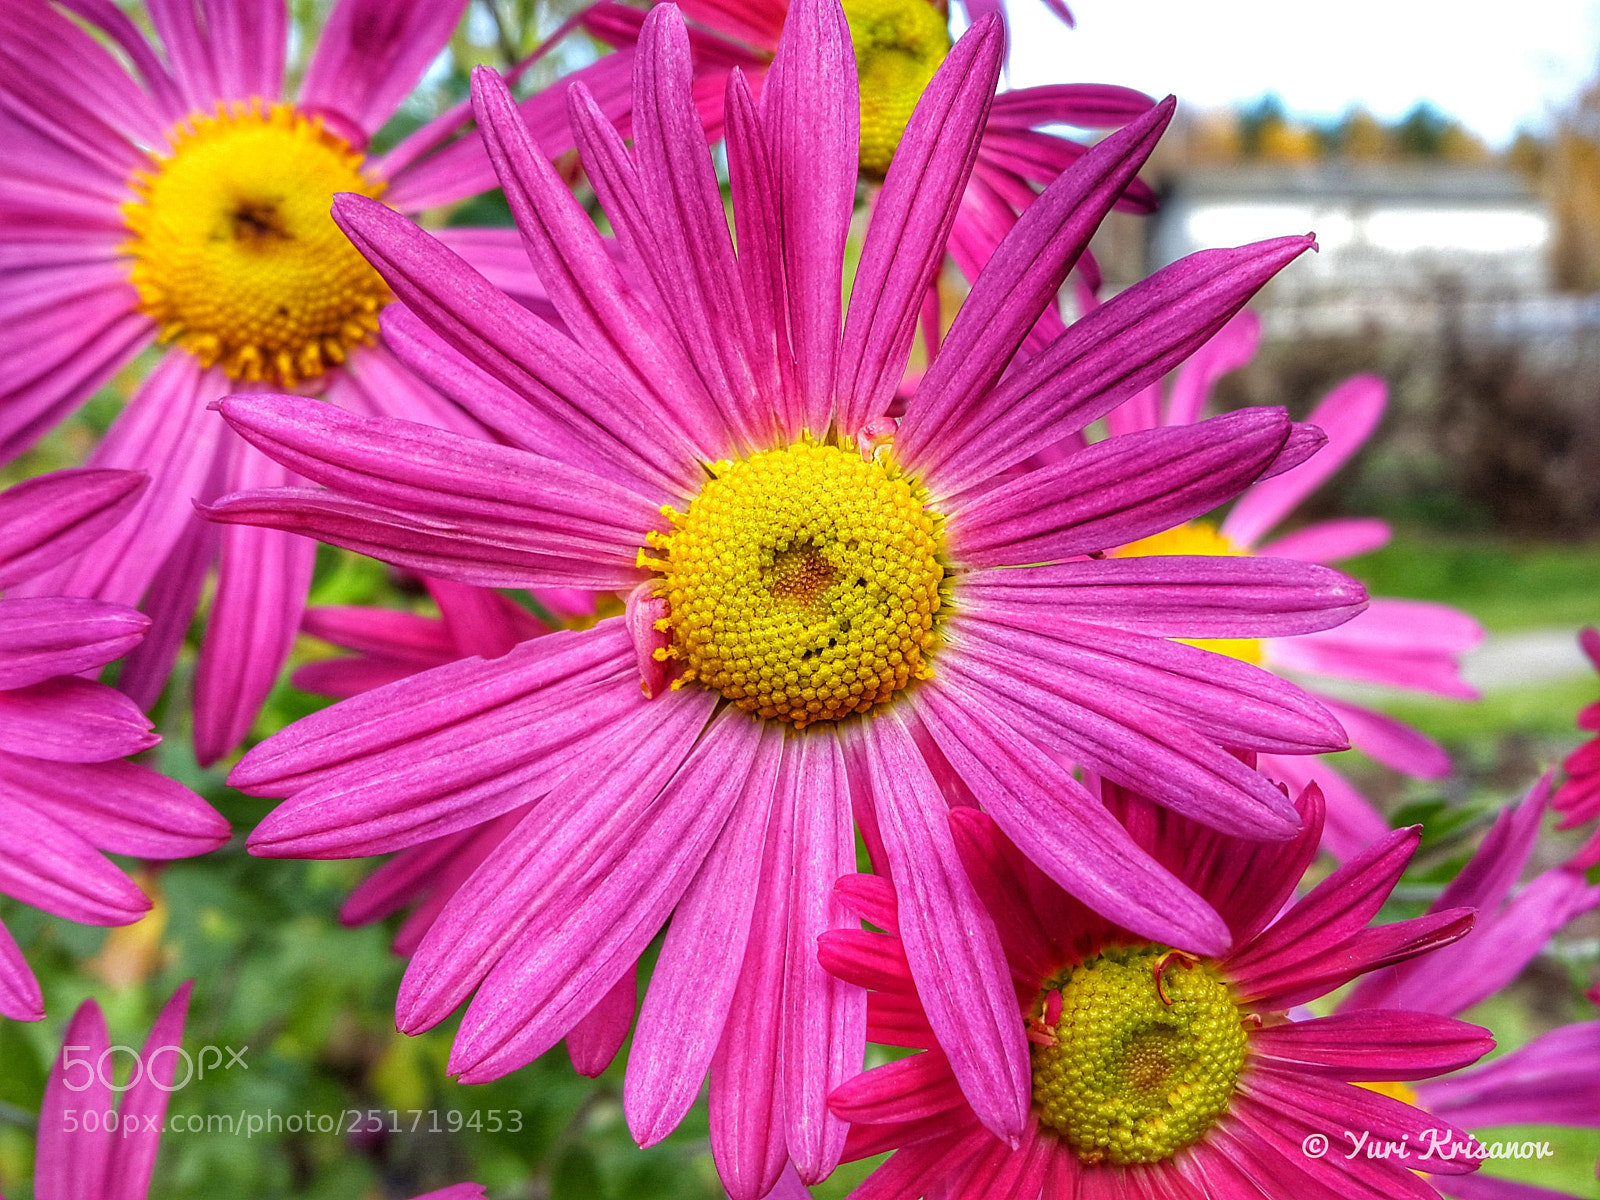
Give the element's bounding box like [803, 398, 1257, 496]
[0, 0, 615, 765]
[202, 3, 1364, 1191]
[1554, 628, 1600, 867]
[579, 0, 1154, 344]
[1338, 776, 1600, 1200]
[821, 783, 1493, 1199]
[25, 981, 484, 1200]
[0, 469, 228, 1022]
[1107, 311, 1484, 859]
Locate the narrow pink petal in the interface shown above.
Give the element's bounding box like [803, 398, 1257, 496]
[449, 695, 749, 1081]
[912, 682, 1231, 955]
[0, 597, 148, 690]
[1164, 310, 1260, 428]
[300, 0, 469, 139]
[0, 753, 228, 859]
[913, 237, 1313, 497]
[985, 84, 1153, 130]
[331, 194, 700, 496]
[829, 1050, 967, 1126]
[1320, 696, 1450, 778]
[0, 468, 146, 589]
[1257, 517, 1392, 563]
[725, 67, 796, 433]
[114, 510, 220, 710]
[835, 17, 1004, 436]
[104, 981, 192, 1200]
[36, 996, 113, 1200]
[1224, 374, 1386, 546]
[0, 677, 156, 762]
[566, 960, 637, 1077]
[193, 438, 316, 766]
[13, 354, 228, 608]
[760, 0, 858, 436]
[246, 652, 644, 858]
[946, 408, 1296, 565]
[1420, 1021, 1600, 1130]
[0, 915, 43, 1020]
[1249, 1011, 1493, 1080]
[846, 712, 1032, 1142]
[937, 633, 1303, 840]
[233, 623, 630, 795]
[783, 732, 863, 1183]
[960, 555, 1368, 640]
[1271, 598, 1483, 699]
[302, 607, 456, 663]
[1259, 754, 1390, 863]
[626, 724, 785, 1146]
[896, 99, 1175, 478]
[396, 688, 717, 1037]
[429, 578, 540, 660]
[469, 65, 732, 456]
[709, 735, 800, 1200]
[0, 792, 150, 924]
[628, 13, 773, 451]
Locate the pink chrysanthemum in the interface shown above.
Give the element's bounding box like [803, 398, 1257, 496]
[1554, 628, 1600, 867]
[577, 0, 1150, 346]
[0, 469, 228, 1022]
[1103, 311, 1484, 858]
[26, 981, 484, 1200]
[201, 3, 1367, 1191]
[822, 783, 1494, 1200]
[0, 0, 624, 764]
[1339, 776, 1600, 1200]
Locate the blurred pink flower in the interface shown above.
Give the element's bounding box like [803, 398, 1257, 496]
[27, 981, 484, 1200]
[0, 470, 228, 1022]
[0, 0, 620, 765]
[1107, 311, 1484, 860]
[1554, 627, 1600, 867]
[1340, 776, 1600, 1200]
[198, 2, 1365, 1190]
[578, 0, 1154, 348]
[821, 783, 1492, 1199]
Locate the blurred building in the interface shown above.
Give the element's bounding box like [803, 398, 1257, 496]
[1148, 165, 1555, 336]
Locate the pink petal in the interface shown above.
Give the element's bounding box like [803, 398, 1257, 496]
[1224, 374, 1386, 547]
[1257, 517, 1392, 564]
[845, 713, 1031, 1143]
[193, 438, 316, 766]
[300, 0, 469, 139]
[566, 960, 637, 1077]
[759, 0, 858, 436]
[625, 724, 785, 1146]
[0, 468, 147, 589]
[0, 915, 43, 1020]
[0, 596, 148, 690]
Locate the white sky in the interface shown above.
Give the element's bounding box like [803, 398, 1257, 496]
[1000, 0, 1600, 146]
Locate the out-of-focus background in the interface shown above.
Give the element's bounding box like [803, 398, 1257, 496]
[0, 1, 1598, 1197]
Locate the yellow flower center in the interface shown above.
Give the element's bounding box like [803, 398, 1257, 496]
[643, 442, 945, 728]
[122, 102, 389, 386]
[1032, 946, 1248, 1166]
[840, 0, 951, 177]
[1115, 520, 1263, 665]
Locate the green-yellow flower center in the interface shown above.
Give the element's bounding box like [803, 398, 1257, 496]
[841, 0, 951, 177]
[1115, 520, 1263, 665]
[122, 101, 390, 386]
[1032, 946, 1248, 1166]
[643, 442, 945, 728]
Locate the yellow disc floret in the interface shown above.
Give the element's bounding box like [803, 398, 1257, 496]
[1116, 520, 1264, 664]
[643, 442, 945, 728]
[841, 0, 951, 176]
[122, 101, 389, 386]
[1032, 946, 1248, 1166]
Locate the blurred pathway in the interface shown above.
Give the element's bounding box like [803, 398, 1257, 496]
[1463, 628, 1593, 693]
